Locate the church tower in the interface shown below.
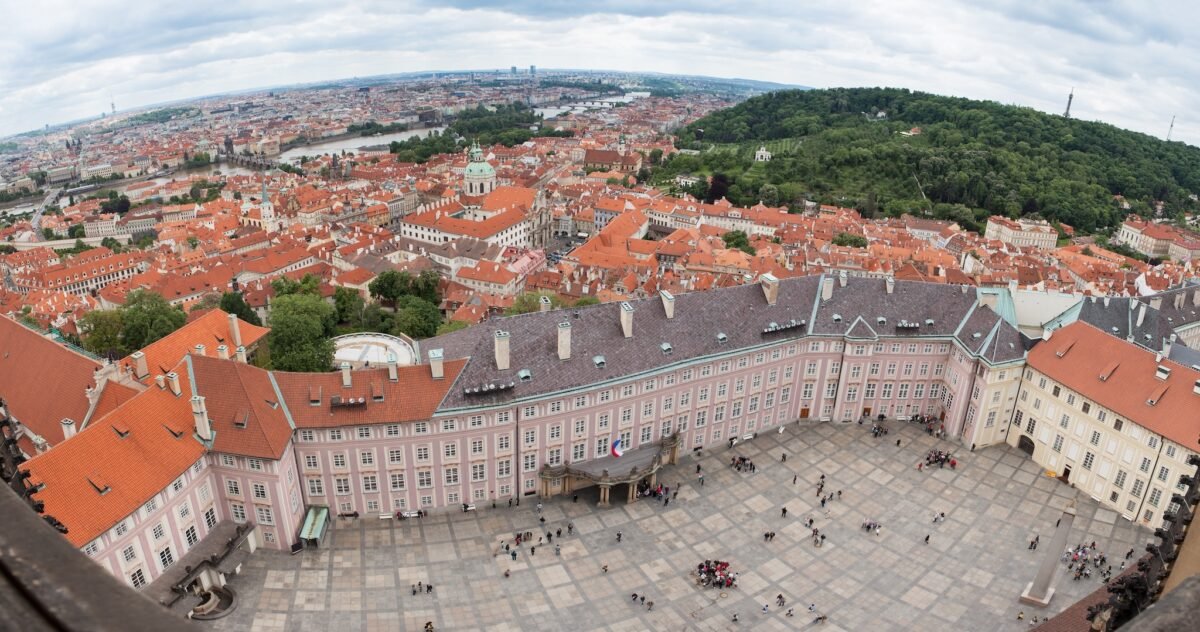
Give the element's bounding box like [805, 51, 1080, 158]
[259, 180, 275, 225]
[462, 141, 496, 198]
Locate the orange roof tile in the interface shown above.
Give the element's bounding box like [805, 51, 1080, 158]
[22, 363, 204, 547]
[124, 309, 268, 384]
[0, 316, 99, 447]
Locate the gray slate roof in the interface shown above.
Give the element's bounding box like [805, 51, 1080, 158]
[424, 275, 1025, 412]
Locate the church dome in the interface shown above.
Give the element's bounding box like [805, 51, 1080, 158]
[464, 141, 495, 178]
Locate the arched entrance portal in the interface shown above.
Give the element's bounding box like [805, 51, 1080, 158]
[1017, 435, 1035, 456]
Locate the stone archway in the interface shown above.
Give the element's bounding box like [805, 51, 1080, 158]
[1018, 435, 1035, 456]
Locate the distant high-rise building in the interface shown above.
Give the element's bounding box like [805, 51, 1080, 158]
[511, 66, 517, 75]
[530, 65, 536, 76]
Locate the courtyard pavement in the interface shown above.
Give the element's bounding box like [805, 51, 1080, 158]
[207, 421, 1146, 632]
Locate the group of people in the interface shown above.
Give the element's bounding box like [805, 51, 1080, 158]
[636, 480, 673, 502]
[861, 520, 883, 535]
[696, 560, 738, 589]
[730, 455, 757, 473]
[870, 423, 890, 438]
[1063, 542, 1114, 582]
[919, 449, 957, 470]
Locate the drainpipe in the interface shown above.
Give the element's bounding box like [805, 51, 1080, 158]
[513, 403, 522, 507]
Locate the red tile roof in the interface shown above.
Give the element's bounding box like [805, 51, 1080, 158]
[1029, 322, 1200, 448]
[272, 360, 465, 428]
[189, 355, 293, 459]
[0, 316, 99, 447]
[22, 363, 204, 547]
[124, 309, 268, 383]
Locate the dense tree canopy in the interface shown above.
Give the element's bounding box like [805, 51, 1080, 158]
[80, 290, 187, 357]
[389, 104, 572, 162]
[664, 87, 1200, 233]
[505, 291, 565, 315]
[268, 293, 336, 372]
[721, 230, 755, 255]
[367, 269, 440, 306]
[220, 292, 262, 326]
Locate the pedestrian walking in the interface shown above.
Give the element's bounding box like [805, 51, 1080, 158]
[555, 544, 561, 556]
[781, 507, 788, 517]
[786, 608, 794, 617]
[631, 593, 639, 602]
[924, 534, 930, 544]
[602, 565, 608, 573]
[556, 528, 562, 538]
[511, 550, 517, 560]
[427, 583, 434, 593]
[411, 584, 417, 595]
[793, 474, 798, 485]
[536, 502, 543, 513]
[568, 522, 574, 535]
[640, 595, 646, 605]
[896, 439, 901, 447]
[572, 494, 578, 503]
[731, 613, 739, 623]
[782, 453, 787, 462]
[647, 601, 654, 611]
[762, 604, 769, 614]
[616, 531, 623, 542]
[673, 489, 679, 500]
[699, 474, 705, 486]
[808, 603, 816, 613]
[531, 546, 536, 556]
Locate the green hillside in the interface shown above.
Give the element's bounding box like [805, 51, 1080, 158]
[659, 87, 1200, 233]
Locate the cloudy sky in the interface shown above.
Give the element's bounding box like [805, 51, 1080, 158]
[2, 0, 1198, 144]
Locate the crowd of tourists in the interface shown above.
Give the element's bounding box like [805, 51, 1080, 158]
[696, 560, 739, 589]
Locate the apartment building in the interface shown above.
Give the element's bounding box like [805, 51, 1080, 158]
[985, 216, 1059, 250]
[1005, 321, 1199, 530]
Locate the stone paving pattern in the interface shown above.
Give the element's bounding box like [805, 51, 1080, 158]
[209, 422, 1146, 631]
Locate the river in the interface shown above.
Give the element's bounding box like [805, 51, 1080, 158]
[536, 92, 650, 119]
[278, 127, 447, 162]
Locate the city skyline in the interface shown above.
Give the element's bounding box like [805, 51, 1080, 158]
[3, 0, 1198, 144]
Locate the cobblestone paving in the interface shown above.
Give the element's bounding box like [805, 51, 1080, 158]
[209, 422, 1146, 631]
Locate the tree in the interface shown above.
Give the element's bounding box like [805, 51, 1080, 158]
[42, 227, 56, 240]
[758, 184, 780, 206]
[68, 224, 86, 238]
[435, 320, 470, 335]
[100, 237, 123, 253]
[706, 173, 730, 203]
[832, 232, 868, 248]
[79, 309, 126, 357]
[189, 293, 222, 312]
[219, 292, 262, 326]
[120, 290, 187, 351]
[574, 296, 600, 307]
[186, 236, 200, 249]
[272, 273, 321, 297]
[333, 287, 365, 324]
[391, 296, 442, 339]
[268, 294, 336, 372]
[506, 291, 565, 315]
[721, 230, 755, 255]
[368, 270, 408, 306]
[649, 148, 663, 165]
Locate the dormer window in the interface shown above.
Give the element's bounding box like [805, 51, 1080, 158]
[660, 342, 673, 355]
[717, 333, 728, 344]
[517, 369, 533, 383]
[593, 355, 606, 369]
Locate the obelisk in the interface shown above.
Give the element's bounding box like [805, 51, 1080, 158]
[1020, 500, 1076, 606]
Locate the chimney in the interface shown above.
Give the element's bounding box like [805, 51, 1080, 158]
[341, 362, 352, 387]
[428, 348, 444, 380]
[216, 344, 229, 360]
[494, 330, 510, 371]
[1137, 303, 1148, 327]
[539, 295, 552, 312]
[235, 345, 247, 363]
[387, 352, 399, 381]
[61, 418, 76, 441]
[1164, 333, 1177, 358]
[1042, 328, 1053, 341]
[228, 312, 243, 348]
[1149, 296, 1163, 311]
[660, 290, 675, 319]
[557, 321, 572, 360]
[821, 276, 834, 302]
[166, 371, 181, 396]
[619, 302, 634, 338]
[838, 269, 847, 287]
[194, 344, 206, 357]
[760, 273, 779, 306]
[885, 277, 895, 294]
[191, 396, 213, 441]
[155, 374, 166, 390]
[131, 351, 149, 379]
[1193, 379, 1200, 396]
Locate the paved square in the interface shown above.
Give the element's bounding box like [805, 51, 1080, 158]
[209, 422, 1145, 631]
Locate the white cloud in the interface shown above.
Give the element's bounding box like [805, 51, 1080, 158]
[0, 0, 1196, 144]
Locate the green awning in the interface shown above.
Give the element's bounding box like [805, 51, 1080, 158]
[299, 506, 328, 541]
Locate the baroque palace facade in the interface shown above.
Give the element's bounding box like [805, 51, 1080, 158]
[11, 274, 1200, 594]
